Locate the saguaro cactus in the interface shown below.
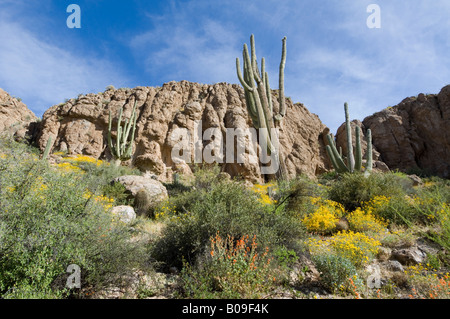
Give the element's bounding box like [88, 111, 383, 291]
[41, 136, 52, 160]
[325, 102, 373, 174]
[236, 34, 287, 179]
[107, 101, 138, 166]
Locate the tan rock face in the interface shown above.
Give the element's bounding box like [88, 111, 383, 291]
[36, 81, 330, 182]
[362, 86, 450, 178]
[0, 88, 37, 139]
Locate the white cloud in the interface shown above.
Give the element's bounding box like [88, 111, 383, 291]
[282, 0, 450, 133]
[130, 3, 242, 85]
[0, 16, 128, 117]
[130, 14, 243, 83]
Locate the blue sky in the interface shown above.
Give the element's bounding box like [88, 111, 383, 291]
[0, 0, 449, 134]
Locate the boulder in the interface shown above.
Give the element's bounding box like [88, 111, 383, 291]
[382, 260, 404, 273]
[390, 246, 426, 266]
[110, 205, 136, 224]
[407, 174, 423, 186]
[112, 175, 168, 202]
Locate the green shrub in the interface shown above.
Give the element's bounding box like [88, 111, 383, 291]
[312, 253, 361, 293]
[275, 175, 325, 215]
[150, 176, 305, 271]
[0, 138, 147, 298]
[327, 172, 410, 212]
[273, 246, 299, 269]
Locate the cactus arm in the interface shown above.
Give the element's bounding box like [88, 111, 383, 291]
[125, 102, 138, 158]
[116, 106, 123, 159]
[250, 34, 261, 82]
[354, 125, 362, 172]
[261, 57, 266, 89]
[326, 145, 341, 173]
[344, 102, 355, 172]
[366, 129, 373, 172]
[326, 134, 350, 173]
[107, 110, 114, 153]
[248, 36, 273, 136]
[277, 36, 287, 120]
[264, 71, 273, 115]
[243, 40, 267, 131]
[236, 57, 254, 92]
[122, 101, 137, 147]
[42, 136, 52, 160]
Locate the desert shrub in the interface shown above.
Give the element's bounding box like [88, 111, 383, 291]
[327, 172, 410, 212]
[347, 206, 388, 234]
[307, 230, 381, 267]
[361, 194, 421, 226]
[275, 176, 325, 214]
[312, 253, 361, 293]
[150, 178, 305, 270]
[412, 180, 450, 224]
[177, 233, 277, 299]
[424, 206, 450, 251]
[301, 197, 345, 234]
[273, 246, 299, 270]
[98, 182, 130, 206]
[60, 154, 141, 206]
[251, 182, 278, 205]
[0, 138, 147, 298]
[191, 164, 221, 190]
[330, 231, 381, 266]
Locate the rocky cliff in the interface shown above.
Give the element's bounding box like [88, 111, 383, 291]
[362, 85, 450, 178]
[4, 82, 449, 180]
[0, 88, 38, 140]
[36, 81, 330, 183]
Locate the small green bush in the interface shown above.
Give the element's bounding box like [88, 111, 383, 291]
[150, 175, 305, 271]
[275, 175, 325, 215]
[328, 172, 410, 212]
[312, 253, 360, 293]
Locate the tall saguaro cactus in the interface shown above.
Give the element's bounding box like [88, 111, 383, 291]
[107, 101, 138, 166]
[325, 102, 373, 174]
[236, 34, 287, 179]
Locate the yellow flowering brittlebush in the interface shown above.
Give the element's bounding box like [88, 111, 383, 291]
[306, 237, 332, 256]
[154, 202, 177, 220]
[302, 197, 345, 234]
[251, 182, 277, 205]
[347, 207, 388, 234]
[363, 195, 391, 211]
[63, 154, 106, 167]
[330, 231, 381, 266]
[83, 190, 115, 211]
[54, 162, 84, 174]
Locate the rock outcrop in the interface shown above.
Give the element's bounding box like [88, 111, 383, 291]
[36, 81, 330, 182]
[362, 85, 450, 178]
[0, 88, 38, 140]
